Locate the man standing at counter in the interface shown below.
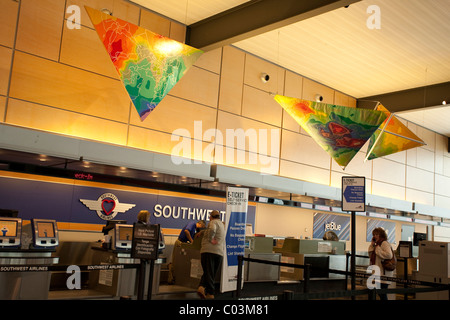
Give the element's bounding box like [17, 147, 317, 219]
[176, 220, 206, 246]
[197, 210, 225, 299]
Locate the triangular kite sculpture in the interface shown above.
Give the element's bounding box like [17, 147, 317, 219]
[86, 7, 204, 121]
[274, 95, 387, 169]
[365, 104, 426, 161]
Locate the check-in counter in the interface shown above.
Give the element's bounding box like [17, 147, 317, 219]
[0, 217, 60, 299]
[89, 245, 139, 297]
[171, 234, 204, 288]
[244, 236, 280, 282]
[0, 249, 59, 299]
[172, 234, 281, 289]
[88, 245, 166, 299]
[274, 238, 346, 280]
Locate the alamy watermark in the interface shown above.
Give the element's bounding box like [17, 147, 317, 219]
[66, 5, 81, 30]
[366, 265, 382, 289]
[170, 121, 280, 175]
[67, 4, 381, 31]
[366, 5, 381, 29]
[66, 265, 81, 290]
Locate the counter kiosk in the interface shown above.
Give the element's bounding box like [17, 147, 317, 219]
[274, 238, 346, 281]
[415, 240, 450, 300]
[89, 220, 166, 299]
[0, 216, 22, 248]
[89, 221, 139, 297]
[244, 236, 281, 282]
[171, 232, 204, 289]
[0, 215, 59, 300]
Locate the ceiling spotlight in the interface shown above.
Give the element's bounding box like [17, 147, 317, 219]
[315, 94, 324, 102]
[442, 100, 447, 105]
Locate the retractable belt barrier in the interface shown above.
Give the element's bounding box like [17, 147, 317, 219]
[242, 256, 445, 288]
[0, 263, 140, 272]
[2, 258, 448, 300]
[238, 256, 450, 300]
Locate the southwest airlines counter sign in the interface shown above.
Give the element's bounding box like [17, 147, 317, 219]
[221, 187, 249, 293]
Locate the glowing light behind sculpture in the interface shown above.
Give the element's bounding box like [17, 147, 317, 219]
[86, 7, 203, 121]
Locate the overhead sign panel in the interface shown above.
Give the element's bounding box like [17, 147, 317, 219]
[342, 176, 366, 212]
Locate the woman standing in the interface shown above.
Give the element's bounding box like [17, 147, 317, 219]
[368, 227, 395, 300]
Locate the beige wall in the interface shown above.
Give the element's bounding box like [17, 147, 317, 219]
[1, 0, 450, 216]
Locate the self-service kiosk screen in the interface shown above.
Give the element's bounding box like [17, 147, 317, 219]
[118, 226, 132, 241]
[0, 220, 17, 237]
[36, 222, 55, 238]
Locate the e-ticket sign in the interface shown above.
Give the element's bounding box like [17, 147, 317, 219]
[221, 187, 249, 293]
[342, 176, 366, 212]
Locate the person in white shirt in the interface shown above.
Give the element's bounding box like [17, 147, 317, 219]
[197, 210, 225, 299]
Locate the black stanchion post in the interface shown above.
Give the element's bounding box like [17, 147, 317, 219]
[236, 255, 243, 298]
[283, 290, 294, 300]
[304, 264, 310, 296]
[345, 252, 349, 291]
[448, 284, 450, 301]
[351, 211, 356, 300]
[147, 259, 155, 300]
[368, 288, 376, 300]
[137, 260, 147, 300]
[404, 257, 408, 301]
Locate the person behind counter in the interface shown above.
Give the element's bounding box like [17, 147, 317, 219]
[175, 220, 206, 246]
[137, 210, 150, 225]
[197, 210, 225, 300]
[368, 227, 394, 300]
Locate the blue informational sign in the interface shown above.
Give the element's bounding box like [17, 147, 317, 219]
[221, 187, 249, 293]
[225, 211, 247, 266]
[342, 176, 366, 212]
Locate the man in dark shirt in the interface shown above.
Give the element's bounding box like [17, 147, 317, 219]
[176, 220, 206, 245]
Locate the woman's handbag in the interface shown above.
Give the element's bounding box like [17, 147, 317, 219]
[381, 247, 397, 271]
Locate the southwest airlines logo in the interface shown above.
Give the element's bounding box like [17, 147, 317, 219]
[80, 193, 136, 221]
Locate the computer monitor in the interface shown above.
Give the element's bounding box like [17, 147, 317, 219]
[31, 219, 59, 249]
[0, 217, 22, 248]
[102, 220, 127, 235]
[413, 232, 427, 246]
[113, 224, 133, 250]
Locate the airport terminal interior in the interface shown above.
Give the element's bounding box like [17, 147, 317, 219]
[0, 0, 449, 301]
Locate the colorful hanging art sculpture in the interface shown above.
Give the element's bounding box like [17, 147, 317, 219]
[365, 104, 426, 161]
[274, 95, 387, 168]
[86, 7, 204, 121]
